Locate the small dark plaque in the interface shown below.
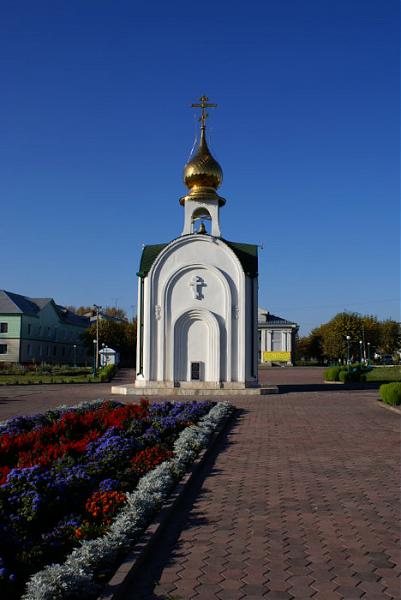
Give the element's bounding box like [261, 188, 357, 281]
[191, 362, 200, 380]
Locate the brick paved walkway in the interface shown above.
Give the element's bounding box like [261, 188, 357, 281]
[122, 390, 400, 600]
[0, 369, 134, 421]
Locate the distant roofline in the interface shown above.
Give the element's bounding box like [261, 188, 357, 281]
[0, 290, 89, 327]
[258, 307, 298, 328]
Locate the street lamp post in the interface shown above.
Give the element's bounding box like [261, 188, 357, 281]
[92, 339, 97, 377]
[346, 336, 351, 371]
[93, 304, 102, 371]
[367, 342, 371, 365]
[359, 340, 363, 364]
[73, 344, 77, 368]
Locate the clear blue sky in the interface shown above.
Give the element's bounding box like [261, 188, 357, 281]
[1, 0, 399, 334]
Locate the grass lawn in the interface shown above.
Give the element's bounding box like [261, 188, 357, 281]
[0, 373, 102, 385]
[366, 366, 401, 382]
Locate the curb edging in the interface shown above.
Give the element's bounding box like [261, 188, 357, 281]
[97, 409, 234, 600]
[376, 400, 401, 415]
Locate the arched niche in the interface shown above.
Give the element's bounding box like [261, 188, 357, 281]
[173, 308, 220, 383]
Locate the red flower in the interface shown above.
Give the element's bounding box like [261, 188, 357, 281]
[0, 465, 10, 485]
[0, 399, 151, 470]
[130, 445, 173, 476]
[85, 490, 127, 525]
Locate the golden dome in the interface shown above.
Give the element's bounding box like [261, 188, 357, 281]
[184, 127, 223, 190]
[180, 126, 225, 206]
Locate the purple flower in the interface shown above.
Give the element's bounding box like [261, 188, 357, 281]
[98, 478, 119, 492]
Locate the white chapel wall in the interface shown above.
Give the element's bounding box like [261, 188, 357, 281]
[138, 234, 255, 384]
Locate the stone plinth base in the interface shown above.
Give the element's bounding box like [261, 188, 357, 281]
[111, 384, 279, 396]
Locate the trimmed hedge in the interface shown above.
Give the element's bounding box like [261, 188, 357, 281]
[98, 364, 118, 382]
[339, 370, 367, 383]
[380, 382, 401, 406]
[324, 367, 342, 381]
[325, 364, 368, 383]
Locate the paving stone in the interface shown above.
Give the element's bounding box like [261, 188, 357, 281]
[264, 592, 294, 600]
[97, 377, 401, 600]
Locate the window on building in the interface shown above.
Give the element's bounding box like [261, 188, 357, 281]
[27, 344, 32, 356]
[47, 327, 51, 337]
[271, 331, 282, 352]
[0, 344, 7, 354]
[38, 326, 42, 336]
[62, 347, 65, 356]
[27, 324, 32, 335]
[0, 323, 8, 333]
[53, 346, 57, 356]
[39, 345, 43, 357]
[47, 345, 50, 356]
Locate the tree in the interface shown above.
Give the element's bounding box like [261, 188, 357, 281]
[81, 319, 137, 367]
[308, 312, 391, 362]
[320, 312, 361, 360]
[295, 330, 324, 362]
[103, 306, 128, 320]
[378, 320, 401, 354]
[66, 306, 93, 316]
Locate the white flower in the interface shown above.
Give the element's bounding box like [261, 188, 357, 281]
[23, 401, 233, 599]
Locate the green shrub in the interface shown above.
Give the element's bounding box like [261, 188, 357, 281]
[98, 364, 118, 382]
[380, 382, 401, 406]
[338, 367, 367, 383]
[324, 367, 342, 381]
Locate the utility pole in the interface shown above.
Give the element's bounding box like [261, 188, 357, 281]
[361, 321, 366, 364]
[93, 304, 102, 370]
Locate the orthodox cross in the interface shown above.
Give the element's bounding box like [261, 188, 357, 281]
[191, 95, 217, 128]
[190, 275, 207, 300]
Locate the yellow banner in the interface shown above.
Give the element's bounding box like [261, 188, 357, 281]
[263, 351, 291, 362]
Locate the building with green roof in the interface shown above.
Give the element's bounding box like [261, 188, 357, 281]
[128, 97, 262, 395]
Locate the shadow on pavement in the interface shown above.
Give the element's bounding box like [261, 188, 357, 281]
[277, 382, 382, 393]
[120, 408, 245, 600]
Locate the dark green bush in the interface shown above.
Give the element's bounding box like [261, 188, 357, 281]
[338, 370, 349, 383]
[339, 367, 367, 383]
[324, 367, 342, 381]
[380, 382, 401, 406]
[98, 364, 118, 382]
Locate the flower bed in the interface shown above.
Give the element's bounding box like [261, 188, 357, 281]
[0, 399, 232, 599]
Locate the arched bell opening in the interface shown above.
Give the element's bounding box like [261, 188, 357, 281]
[191, 207, 212, 234]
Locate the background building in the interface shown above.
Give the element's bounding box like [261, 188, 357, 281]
[0, 290, 89, 365]
[258, 308, 298, 365]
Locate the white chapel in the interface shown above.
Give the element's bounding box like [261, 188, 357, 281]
[134, 97, 260, 393]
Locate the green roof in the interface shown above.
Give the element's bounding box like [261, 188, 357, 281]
[137, 243, 168, 277]
[224, 240, 258, 277]
[137, 238, 258, 278]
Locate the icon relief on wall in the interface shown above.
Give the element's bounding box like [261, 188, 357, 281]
[190, 275, 207, 300]
[154, 305, 161, 320]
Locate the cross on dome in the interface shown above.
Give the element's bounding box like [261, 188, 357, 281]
[191, 95, 217, 129]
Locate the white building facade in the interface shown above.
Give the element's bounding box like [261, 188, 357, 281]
[135, 99, 258, 391]
[258, 308, 299, 366]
